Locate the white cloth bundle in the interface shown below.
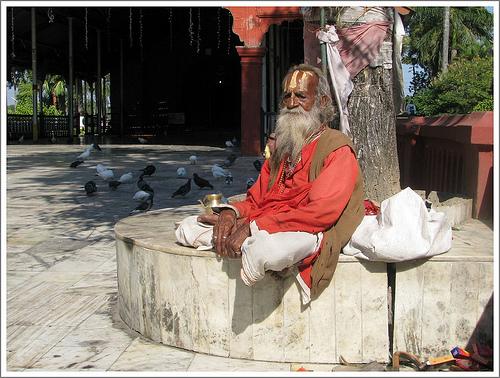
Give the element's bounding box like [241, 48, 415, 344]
[343, 187, 452, 262]
[175, 215, 214, 251]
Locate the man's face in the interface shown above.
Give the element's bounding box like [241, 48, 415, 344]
[282, 70, 318, 112]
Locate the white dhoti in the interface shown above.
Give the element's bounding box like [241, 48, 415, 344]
[175, 215, 323, 304]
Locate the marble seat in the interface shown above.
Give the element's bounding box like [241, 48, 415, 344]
[115, 205, 389, 363]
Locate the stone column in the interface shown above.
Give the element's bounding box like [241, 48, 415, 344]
[96, 30, 102, 137]
[68, 17, 74, 140]
[236, 47, 265, 156]
[31, 8, 38, 141]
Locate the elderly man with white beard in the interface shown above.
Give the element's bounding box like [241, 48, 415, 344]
[175, 64, 365, 304]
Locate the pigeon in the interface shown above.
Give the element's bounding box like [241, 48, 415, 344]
[70, 160, 84, 168]
[211, 164, 228, 179]
[138, 137, 148, 144]
[137, 177, 154, 193]
[246, 177, 256, 190]
[50, 131, 56, 144]
[225, 173, 233, 185]
[96, 169, 114, 181]
[177, 167, 187, 178]
[222, 153, 238, 168]
[84, 180, 97, 196]
[92, 142, 102, 151]
[225, 140, 234, 148]
[96, 163, 108, 173]
[171, 178, 191, 198]
[119, 172, 134, 183]
[18, 135, 24, 144]
[193, 173, 214, 189]
[130, 198, 154, 215]
[253, 159, 263, 172]
[108, 180, 121, 190]
[139, 164, 156, 177]
[76, 147, 92, 161]
[133, 190, 153, 201]
[189, 155, 197, 165]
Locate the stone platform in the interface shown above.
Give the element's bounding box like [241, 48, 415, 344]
[115, 205, 389, 364]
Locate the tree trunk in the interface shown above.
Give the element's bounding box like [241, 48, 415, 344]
[442, 7, 450, 73]
[348, 66, 401, 203]
[341, 7, 401, 202]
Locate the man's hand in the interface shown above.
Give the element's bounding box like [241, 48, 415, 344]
[224, 221, 251, 258]
[197, 213, 219, 225]
[212, 209, 237, 255]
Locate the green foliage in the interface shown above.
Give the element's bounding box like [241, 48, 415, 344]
[7, 104, 16, 114]
[411, 57, 493, 116]
[473, 97, 493, 112]
[403, 7, 493, 78]
[14, 82, 34, 115]
[42, 104, 63, 116]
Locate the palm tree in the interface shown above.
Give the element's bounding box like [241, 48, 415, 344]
[42, 74, 66, 111]
[404, 7, 493, 78]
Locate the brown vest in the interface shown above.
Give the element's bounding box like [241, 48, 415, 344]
[269, 128, 365, 300]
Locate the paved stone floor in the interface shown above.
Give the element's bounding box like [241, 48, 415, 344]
[3, 142, 494, 373]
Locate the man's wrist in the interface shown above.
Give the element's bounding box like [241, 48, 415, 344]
[211, 204, 240, 217]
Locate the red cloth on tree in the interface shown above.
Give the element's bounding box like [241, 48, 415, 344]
[336, 21, 391, 78]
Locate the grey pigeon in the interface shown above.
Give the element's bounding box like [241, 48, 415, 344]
[222, 153, 238, 168]
[92, 142, 102, 151]
[130, 198, 154, 215]
[193, 173, 214, 190]
[139, 164, 156, 177]
[84, 180, 97, 196]
[137, 177, 154, 194]
[108, 180, 121, 190]
[246, 177, 256, 190]
[171, 178, 191, 198]
[253, 159, 262, 172]
[70, 160, 84, 168]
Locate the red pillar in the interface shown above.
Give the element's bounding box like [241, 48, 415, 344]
[237, 47, 266, 156]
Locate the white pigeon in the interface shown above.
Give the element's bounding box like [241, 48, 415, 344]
[97, 169, 114, 181]
[177, 167, 187, 178]
[18, 135, 24, 144]
[211, 164, 228, 179]
[225, 140, 234, 148]
[76, 147, 92, 160]
[96, 163, 108, 173]
[138, 137, 148, 144]
[133, 190, 152, 202]
[119, 172, 134, 183]
[189, 155, 197, 165]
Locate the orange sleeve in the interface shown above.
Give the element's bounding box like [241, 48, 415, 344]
[232, 159, 271, 217]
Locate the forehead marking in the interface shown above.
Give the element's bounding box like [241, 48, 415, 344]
[286, 70, 315, 92]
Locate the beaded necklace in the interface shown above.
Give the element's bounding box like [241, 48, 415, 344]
[276, 125, 326, 193]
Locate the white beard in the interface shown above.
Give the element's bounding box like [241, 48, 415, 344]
[271, 104, 322, 169]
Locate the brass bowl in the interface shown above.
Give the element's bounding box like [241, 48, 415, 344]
[199, 193, 225, 214]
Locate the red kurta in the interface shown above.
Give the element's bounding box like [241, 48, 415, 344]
[234, 138, 358, 233]
[233, 137, 358, 288]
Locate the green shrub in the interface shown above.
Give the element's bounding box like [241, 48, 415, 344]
[411, 56, 493, 116]
[43, 104, 63, 116]
[472, 97, 493, 112]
